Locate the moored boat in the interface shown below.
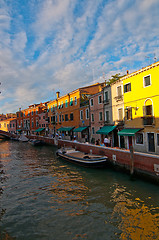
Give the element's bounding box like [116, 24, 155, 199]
[30, 139, 46, 146]
[56, 147, 108, 167]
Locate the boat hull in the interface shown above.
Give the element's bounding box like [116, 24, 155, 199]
[56, 149, 107, 168]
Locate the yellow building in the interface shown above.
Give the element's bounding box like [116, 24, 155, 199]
[118, 61, 159, 153]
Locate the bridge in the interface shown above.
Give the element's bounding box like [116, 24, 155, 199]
[0, 130, 16, 139]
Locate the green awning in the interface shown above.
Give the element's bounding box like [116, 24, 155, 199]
[96, 125, 117, 134]
[34, 128, 45, 132]
[73, 126, 88, 132]
[118, 128, 142, 136]
[16, 129, 22, 132]
[57, 127, 74, 132]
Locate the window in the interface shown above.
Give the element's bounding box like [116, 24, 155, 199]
[104, 91, 108, 102]
[59, 115, 61, 122]
[70, 98, 73, 106]
[144, 75, 151, 87]
[4, 123, 6, 128]
[124, 83, 131, 93]
[125, 107, 132, 120]
[118, 108, 123, 121]
[65, 100, 68, 108]
[75, 97, 77, 105]
[80, 110, 83, 120]
[70, 113, 73, 121]
[32, 121, 34, 127]
[36, 110, 38, 114]
[24, 112, 25, 117]
[21, 112, 23, 117]
[105, 111, 109, 122]
[117, 86, 122, 96]
[136, 133, 143, 144]
[143, 105, 152, 116]
[17, 113, 19, 117]
[86, 109, 89, 119]
[99, 112, 102, 121]
[90, 99, 93, 106]
[62, 115, 64, 121]
[36, 120, 39, 127]
[98, 95, 102, 104]
[91, 114, 94, 122]
[32, 111, 33, 116]
[157, 134, 159, 146]
[92, 127, 95, 134]
[65, 114, 68, 121]
[61, 102, 63, 108]
[55, 115, 57, 122]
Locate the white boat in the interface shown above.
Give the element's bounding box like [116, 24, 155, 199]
[56, 147, 108, 167]
[19, 134, 29, 142]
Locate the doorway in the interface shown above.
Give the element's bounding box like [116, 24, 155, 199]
[147, 133, 155, 152]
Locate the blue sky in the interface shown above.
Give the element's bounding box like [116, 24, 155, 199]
[0, 0, 159, 114]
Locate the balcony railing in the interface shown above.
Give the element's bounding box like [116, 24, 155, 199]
[114, 95, 123, 102]
[103, 99, 109, 105]
[143, 116, 154, 126]
[80, 100, 89, 107]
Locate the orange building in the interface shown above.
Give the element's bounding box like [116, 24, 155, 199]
[47, 83, 105, 141]
[16, 102, 48, 135]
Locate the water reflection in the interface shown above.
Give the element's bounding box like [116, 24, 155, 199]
[49, 164, 89, 215]
[111, 184, 159, 239]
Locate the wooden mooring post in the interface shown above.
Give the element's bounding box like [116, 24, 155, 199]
[130, 146, 134, 176]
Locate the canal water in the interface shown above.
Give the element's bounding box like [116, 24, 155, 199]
[0, 140, 159, 240]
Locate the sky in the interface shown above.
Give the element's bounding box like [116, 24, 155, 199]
[0, 0, 159, 114]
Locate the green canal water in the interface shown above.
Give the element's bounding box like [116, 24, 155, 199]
[0, 140, 159, 240]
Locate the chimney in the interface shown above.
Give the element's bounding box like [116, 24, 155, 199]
[127, 70, 129, 75]
[56, 91, 60, 99]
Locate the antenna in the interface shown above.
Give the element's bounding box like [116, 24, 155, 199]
[154, 53, 157, 63]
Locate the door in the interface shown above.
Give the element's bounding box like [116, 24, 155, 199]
[148, 133, 155, 152]
[128, 136, 132, 149]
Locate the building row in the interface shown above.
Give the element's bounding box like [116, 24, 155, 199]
[1, 61, 159, 154]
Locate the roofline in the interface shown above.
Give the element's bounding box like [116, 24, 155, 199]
[121, 61, 159, 81]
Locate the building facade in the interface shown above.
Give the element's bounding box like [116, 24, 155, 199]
[119, 61, 159, 154]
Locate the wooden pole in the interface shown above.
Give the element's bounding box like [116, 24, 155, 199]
[130, 145, 134, 176]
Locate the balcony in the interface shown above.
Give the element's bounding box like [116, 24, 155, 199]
[103, 99, 109, 105]
[114, 95, 123, 102]
[80, 100, 89, 107]
[142, 116, 155, 126]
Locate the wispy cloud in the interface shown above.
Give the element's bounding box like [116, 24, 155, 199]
[0, 0, 159, 114]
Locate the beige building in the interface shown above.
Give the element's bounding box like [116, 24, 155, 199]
[111, 79, 125, 147]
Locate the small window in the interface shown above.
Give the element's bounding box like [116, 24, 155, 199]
[125, 107, 132, 120]
[124, 83, 131, 93]
[65, 114, 68, 121]
[105, 111, 109, 122]
[75, 97, 77, 105]
[70, 98, 73, 106]
[99, 112, 102, 121]
[118, 108, 123, 121]
[157, 134, 159, 146]
[70, 113, 73, 121]
[59, 115, 61, 122]
[92, 127, 95, 134]
[65, 100, 68, 108]
[62, 115, 64, 121]
[91, 113, 94, 122]
[117, 86, 122, 96]
[144, 75, 151, 87]
[104, 91, 108, 102]
[136, 133, 143, 144]
[98, 95, 102, 104]
[32, 111, 33, 116]
[80, 110, 83, 120]
[86, 109, 89, 119]
[90, 99, 93, 106]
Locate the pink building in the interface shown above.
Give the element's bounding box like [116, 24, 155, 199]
[89, 91, 104, 144]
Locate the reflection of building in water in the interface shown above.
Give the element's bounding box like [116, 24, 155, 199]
[49, 166, 89, 215]
[111, 184, 159, 239]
